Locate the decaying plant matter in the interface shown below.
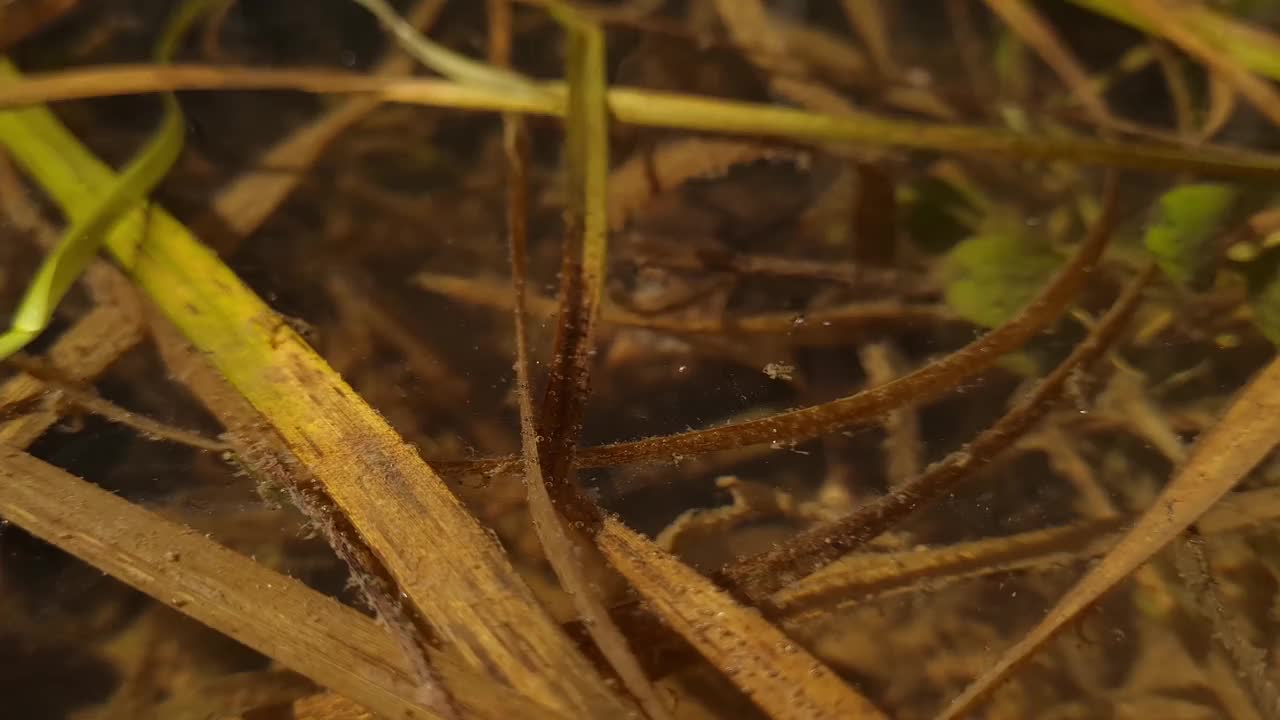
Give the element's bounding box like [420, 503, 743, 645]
[4, 2, 1280, 719]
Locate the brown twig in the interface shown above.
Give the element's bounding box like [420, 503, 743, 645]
[1124, 0, 1280, 128]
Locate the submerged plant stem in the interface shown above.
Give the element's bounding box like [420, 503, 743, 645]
[3, 65, 1280, 179]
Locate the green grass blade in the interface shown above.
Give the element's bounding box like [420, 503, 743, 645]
[351, 0, 546, 99]
[0, 0, 212, 359]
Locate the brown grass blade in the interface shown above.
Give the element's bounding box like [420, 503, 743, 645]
[505, 126, 652, 720]
[724, 261, 1154, 598]
[771, 482, 1280, 625]
[1200, 74, 1238, 142]
[570, 175, 1120, 468]
[840, 0, 896, 76]
[0, 447, 570, 720]
[937, 352, 1280, 720]
[1123, 0, 1280, 128]
[712, 0, 798, 74]
[714, 0, 885, 138]
[2, 353, 230, 452]
[772, 518, 1128, 623]
[983, 0, 1116, 129]
[495, 3, 658, 716]
[608, 138, 800, 231]
[208, 0, 445, 242]
[596, 518, 891, 720]
[145, 305, 467, 717]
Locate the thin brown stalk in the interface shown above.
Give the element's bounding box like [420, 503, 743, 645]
[840, 0, 896, 76]
[656, 476, 834, 552]
[775, 482, 1280, 625]
[571, 176, 1123, 469]
[0, 305, 143, 448]
[983, 0, 1118, 129]
[1201, 74, 1238, 142]
[1152, 40, 1197, 138]
[495, 5, 658, 716]
[413, 272, 955, 342]
[4, 353, 230, 453]
[625, 236, 920, 292]
[858, 342, 923, 487]
[531, 6, 610, 528]
[772, 517, 1127, 623]
[723, 262, 1154, 598]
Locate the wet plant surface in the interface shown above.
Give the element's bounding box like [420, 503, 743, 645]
[5, 1, 1280, 718]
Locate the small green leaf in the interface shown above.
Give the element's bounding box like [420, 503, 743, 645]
[1244, 248, 1280, 345]
[1143, 183, 1238, 290]
[942, 231, 1062, 328]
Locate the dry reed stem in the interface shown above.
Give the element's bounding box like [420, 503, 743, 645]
[3, 65, 1280, 178]
[0, 447, 571, 720]
[596, 518, 891, 720]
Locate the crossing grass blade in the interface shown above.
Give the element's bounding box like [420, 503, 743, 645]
[0, 0, 211, 360]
